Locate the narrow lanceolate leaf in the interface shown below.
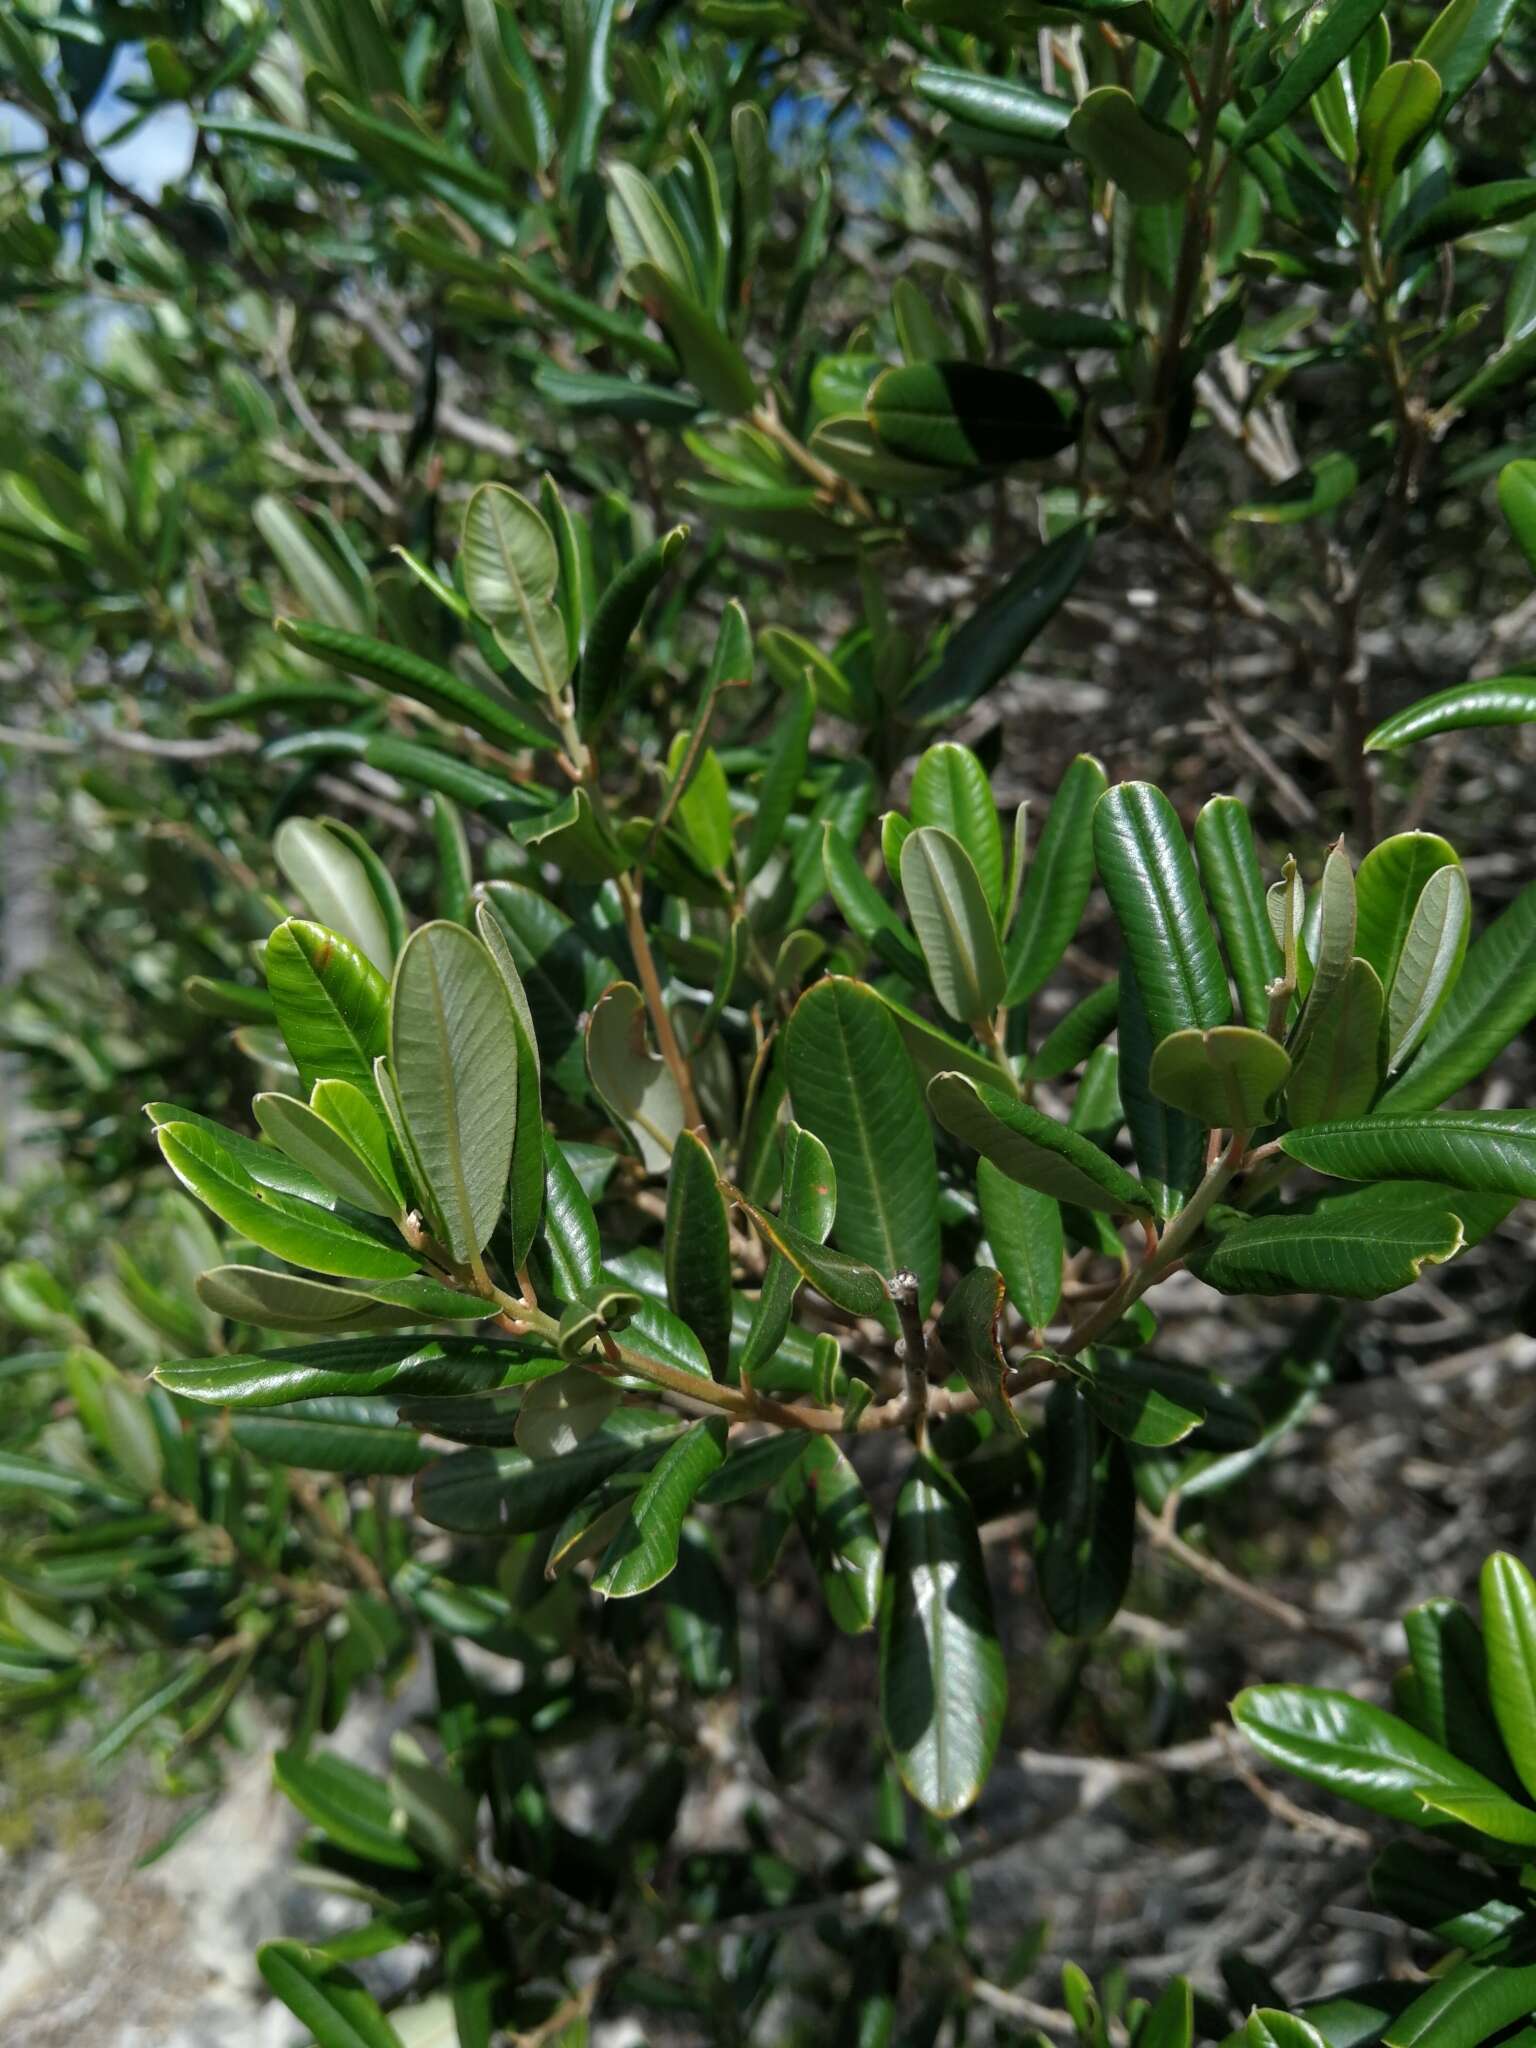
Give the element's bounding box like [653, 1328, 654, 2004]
[1296, 844, 1358, 1046]
[783, 979, 942, 1312]
[1285, 958, 1385, 1126]
[275, 618, 554, 754]
[1280, 1111, 1536, 1200]
[880, 1455, 1006, 1817]
[1190, 1182, 1479, 1299]
[576, 524, 688, 738]
[1236, 0, 1390, 148]
[1194, 797, 1284, 1029]
[909, 742, 1004, 913]
[265, 920, 390, 1103]
[1148, 1027, 1291, 1131]
[736, 1197, 894, 1326]
[272, 1750, 420, 1869]
[978, 1158, 1063, 1332]
[586, 981, 685, 1173]
[156, 1122, 418, 1281]
[939, 1268, 1021, 1432]
[1354, 834, 1460, 992]
[1028, 978, 1121, 1081]
[1400, 1597, 1522, 1794]
[232, 1396, 434, 1476]
[1233, 1685, 1536, 1841]
[310, 1080, 405, 1209]
[823, 824, 927, 986]
[1063, 1352, 1207, 1448]
[744, 672, 812, 883]
[157, 1336, 552, 1409]
[1366, 676, 1536, 751]
[594, 1418, 728, 1597]
[665, 1130, 732, 1379]
[274, 818, 395, 975]
[471, 901, 544, 1264]
[1119, 962, 1204, 1218]
[929, 1073, 1153, 1219]
[1380, 877, 1536, 1112]
[625, 261, 759, 413]
[1035, 1385, 1134, 1636]
[196, 1266, 483, 1335]
[1011, 757, 1105, 1003]
[253, 1092, 401, 1216]
[1095, 783, 1232, 1042]
[390, 923, 520, 1269]
[256, 1942, 405, 2048]
[900, 827, 1007, 1026]
[1481, 1553, 1536, 1804]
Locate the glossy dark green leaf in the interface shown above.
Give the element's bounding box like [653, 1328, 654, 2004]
[593, 1417, 728, 1597]
[1190, 1182, 1488, 1298]
[823, 824, 927, 985]
[777, 1435, 883, 1633]
[664, 1130, 732, 1379]
[880, 1453, 1006, 1816]
[1286, 958, 1385, 1125]
[1384, 1921, 1536, 2048]
[391, 922, 520, 1269]
[978, 1158, 1063, 1332]
[415, 1412, 680, 1534]
[275, 616, 552, 752]
[1365, 676, 1536, 752]
[1065, 1351, 1205, 1447]
[1095, 782, 1232, 1041]
[1400, 1597, 1523, 1794]
[232, 1395, 433, 1474]
[626, 260, 758, 413]
[273, 1750, 420, 1871]
[1027, 978, 1121, 1081]
[929, 1072, 1153, 1218]
[1194, 796, 1284, 1028]
[1371, 1838, 1526, 1950]
[265, 920, 390, 1104]
[739, 1121, 837, 1374]
[911, 65, 1073, 145]
[1233, 451, 1361, 525]
[1035, 1385, 1134, 1636]
[156, 1121, 417, 1281]
[477, 878, 618, 1105]
[575, 524, 688, 738]
[256, 1941, 404, 2048]
[196, 1265, 480, 1335]
[744, 666, 811, 872]
[156, 1336, 554, 1408]
[868, 361, 1075, 469]
[1281, 1111, 1536, 1199]
[784, 978, 941, 1311]
[909, 742, 1004, 912]
[1478, 1552, 1536, 1803]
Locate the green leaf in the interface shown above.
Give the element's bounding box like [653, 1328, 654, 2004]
[540, 1134, 601, 1298]
[776, 1435, 884, 1633]
[459, 483, 569, 698]
[1096, 783, 1232, 1044]
[274, 818, 395, 976]
[415, 1412, 681, 1533]
[156, 1121, 418, 1281]
[1139, 1978, 1195, 2048]
[736, 1196, 894, 1326]
[576, 525, 688, 738]
[901, 525, 1094, 727]
[740, 1121, 837, 1374]
[465, 0, 550, 175]
[1194, 796, 1284, 1028]
[274, 618, 554, 753]
[196, 1265, 482, 1334]
[877, 988, 1002, 1093]
[1479, 1554, 1536, 1804]
[1066, 87, 1195, 202]
[273, 1751, 420, 1871]
[390, 922, 520, 1270]
[265, 920, 390, 1103]
[255, 495, 371, 634]
[1233, 451, 1361, 525]
[665, 1130, 732, 1379]
[744, 669, 812, 882]
[1296, 845, 1359, 1044]
[1280, 1110, 1536, 1199]
[1365, 676, 1536, 751]
[1394, 180, 1536, 254]
[784, 978, 941, 1312]
[516, 1365, 618, 1457]
[1191, 1182, 1482, 1298]
[1499, 459, 1536, 575]
[929, 1073, 1153, 1218]
[471, 902, 544, 1266]
[478, 878, 618, 1104]
[1285, 958, 1385, 1125]
[1359, 59, 1440, 191]
[880, 1453, 1006, 1817]
[253, 1091, 402, 1216]
[625, 261, 759, 414]
[761, 625, 869, 722]
[606, 161, 699, 298]
[909, 743, 1004, 912]
[978, 1158, 1063, 1332]
[1064, 1351, 1206, 1447]
[1027, 978, 1121, 1081]
[1400, 1597, 1522, 1793]
[1354, 834, 1459, 992]
[1118, 961, 1204, 1218]
[1371, 1838, 1526, 1949]
[594, 1418, 728, 1597]
[823, 825, 927, 985]
[939, 1267, 1021, 1431]
[232, 1396, 435, 1475]
[1233, 1684, 1536, 1838]
[156, 1335, 552, 1408]
[1414, 0, 1520, 104]
[1236, 0, 1390, 150]
[586, 981, 685, 1173]
[911, 65, 1073, 146]
[868, 361, 1076, 469]
[900, 827, 1007, 1026]
[1379, 877, 1536, 1112]
[1386, 866, 1469, 1070]
[1383, 1922, 1536, 2048]
[1034, 1385, 1134, 1635]
[1149, 1026, 1291, 1130]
